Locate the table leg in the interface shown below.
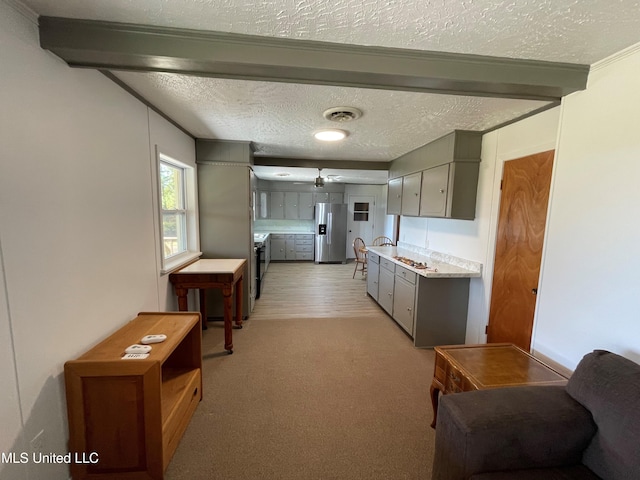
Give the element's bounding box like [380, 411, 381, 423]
[430, 383, 441, 428]
[176, 287, 189, 311]
[198, 289, 208, 330]
[222, 285, 233, 354]
[235, 276, 243, 327]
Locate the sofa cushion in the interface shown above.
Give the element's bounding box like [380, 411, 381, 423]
[566, 350, 640, 480]
[431, 386, 596, 480]
[470, 465, 601, 480]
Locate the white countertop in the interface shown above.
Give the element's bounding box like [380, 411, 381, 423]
[175, 258, 246, 274]
[366, 246, 481, 279]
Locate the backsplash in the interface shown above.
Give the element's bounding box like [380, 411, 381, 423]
[255, 219, 314, 232]
[397, 241, 483, 274]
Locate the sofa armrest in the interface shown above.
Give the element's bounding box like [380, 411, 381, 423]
[432, 385, 596, 480]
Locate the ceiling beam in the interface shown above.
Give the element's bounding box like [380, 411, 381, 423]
[254, 157, 391, 170]
[39, 17, 589, 102]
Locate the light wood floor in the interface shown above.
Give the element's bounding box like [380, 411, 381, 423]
[250, 260, 386, 320]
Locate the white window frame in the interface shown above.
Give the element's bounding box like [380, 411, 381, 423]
[156, 150, 200, 274]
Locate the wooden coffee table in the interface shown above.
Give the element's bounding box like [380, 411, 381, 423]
[430, 343, 568, 427]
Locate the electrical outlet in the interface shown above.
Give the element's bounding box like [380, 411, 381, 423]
[30, 429, 45, 453]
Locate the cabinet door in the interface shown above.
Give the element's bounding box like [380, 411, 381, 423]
[284, 192, 299, 219]
[367, 258, 380, 301]
[285, 235, 297, 260]
[401, 172, 422, 216]
[378, 267, 395, 315]
[329, 192, 343, 204]
[270, 192, 285, 219]
[271, 237, 286, 260]
[387, 177, 403, 214]
[314, 192, 329, 204]
[419, 164, 450, 217]
[393, 276, 416, 335]
[298, 193, 314, 219]
[257, 191, 270, 219]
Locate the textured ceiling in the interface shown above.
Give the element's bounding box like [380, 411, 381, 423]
[112, 71, 550, 160]
[20, 0, 640, 183]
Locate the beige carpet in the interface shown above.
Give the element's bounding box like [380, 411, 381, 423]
[165, 315, 437, 479]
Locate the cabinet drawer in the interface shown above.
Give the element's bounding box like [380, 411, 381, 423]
[162, 369, 201, 468]
[380, 258, 395, 272]
[444, 364, 471, 394]
[285, 234, 295, 240]
[297, 234, 314, 240]
[296, 245, 313, 253]
[395, 265, 416, 284]
[433, 353, 447, 388]
[296, 252, 314, 260]
[271, 234, 285, 240]
[295, 239, 314, 246]
[368, 252, 380, 264]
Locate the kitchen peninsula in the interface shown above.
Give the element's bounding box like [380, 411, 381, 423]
[366, 244, 481, 347]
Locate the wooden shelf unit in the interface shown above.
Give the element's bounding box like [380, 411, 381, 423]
[64, 312, 202, 480]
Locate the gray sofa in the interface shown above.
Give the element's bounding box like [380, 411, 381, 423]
[431, 350, 640, 480]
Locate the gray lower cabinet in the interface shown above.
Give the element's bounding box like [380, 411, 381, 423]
[271, 235, 286, 260]
[295, 234, 314, 260]
[271, 234, 314, 261]
[377, 260, 395, 315]
[369, 255, 470, 347]
[366, 252, 380, 301]
[392, 266, 417, 335]
[413, 277, 469, 347]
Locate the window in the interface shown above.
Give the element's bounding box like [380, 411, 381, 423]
[157, 151, 199, 273]
[160, 160, 187, 258]
[353, 202, 370, 221]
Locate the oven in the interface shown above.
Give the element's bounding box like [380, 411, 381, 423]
[254, 233, 270, 299]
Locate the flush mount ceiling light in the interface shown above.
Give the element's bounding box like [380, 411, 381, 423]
[314, 168, 325, 188]
[314, 129, 348, 142]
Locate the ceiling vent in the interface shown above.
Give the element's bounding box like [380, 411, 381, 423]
[323, 107, 363, 123]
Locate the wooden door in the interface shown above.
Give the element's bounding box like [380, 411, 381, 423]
[487, 150, 554, 351]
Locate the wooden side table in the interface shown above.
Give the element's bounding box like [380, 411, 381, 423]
[430, 343, 568, 427]
[169, 258, 246, 354]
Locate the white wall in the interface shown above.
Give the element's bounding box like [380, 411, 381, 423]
[0, 3, 196, 478]
[532, 45, 640, 369]
[398, 108, 560, 345]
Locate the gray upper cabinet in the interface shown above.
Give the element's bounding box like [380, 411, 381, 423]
[284, 192, 299, 219]
[270, 191, 285, 219]
[314, 192, 330, 204]
[387, 130, 482, 220]
[329, 192, 343, 204]
[401, 172, 422, 216]
[298, 192, 314, 219]
[387, 177, 403, 214]
[419, 164, 450, 217]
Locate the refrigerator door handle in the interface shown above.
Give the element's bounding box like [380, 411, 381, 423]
[327, 212, 332, 245]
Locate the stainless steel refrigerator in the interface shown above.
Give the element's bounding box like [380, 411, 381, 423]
[314, 203, 347, 263]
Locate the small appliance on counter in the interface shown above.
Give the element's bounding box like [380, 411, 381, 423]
[314, 203, 347, 263]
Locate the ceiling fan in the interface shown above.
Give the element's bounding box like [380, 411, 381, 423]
[314, 168, 325, 188]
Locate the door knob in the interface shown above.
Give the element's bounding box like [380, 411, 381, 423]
[531, 288, 538, 295]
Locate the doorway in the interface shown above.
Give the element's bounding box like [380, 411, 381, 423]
[487, 150, 554, 351]
[346, 195, 375, 257]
